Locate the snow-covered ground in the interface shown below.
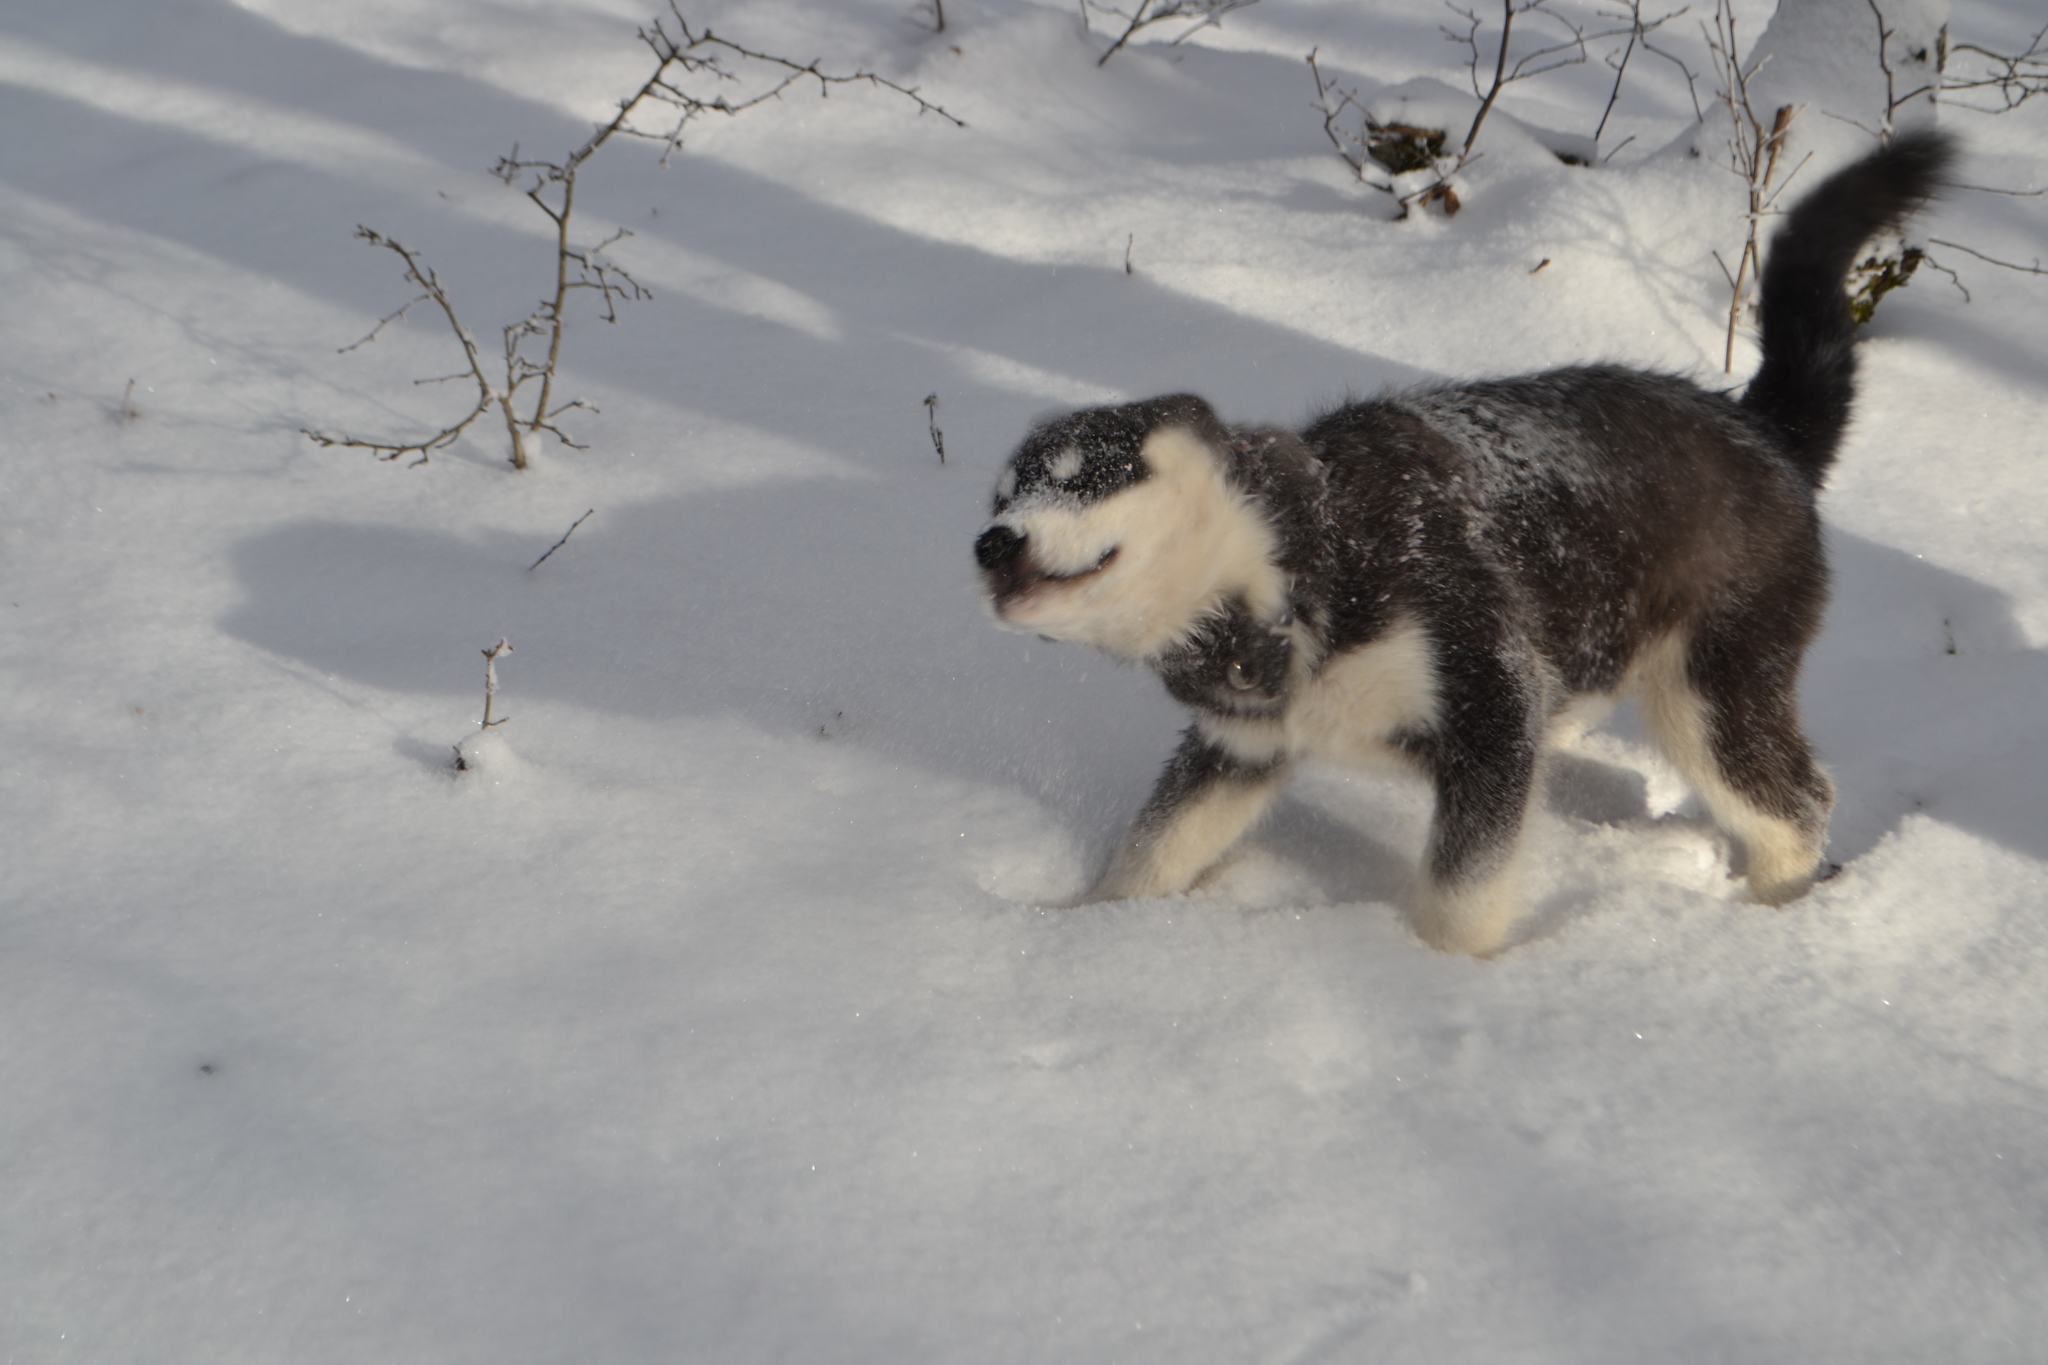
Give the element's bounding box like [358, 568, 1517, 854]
[4, 0, 2046, 1359]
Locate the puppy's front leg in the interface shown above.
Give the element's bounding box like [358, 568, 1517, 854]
[1079, 725, 1288, 904]
[1407, 663, 1542, 956]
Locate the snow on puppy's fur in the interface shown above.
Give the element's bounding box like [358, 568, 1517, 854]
[974, 132, 1955, 955]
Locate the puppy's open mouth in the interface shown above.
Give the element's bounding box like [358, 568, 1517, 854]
[1038, 545, 1120, 584]
[979, 530, 1121, 616]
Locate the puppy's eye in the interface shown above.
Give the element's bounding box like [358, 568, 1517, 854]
[1226, 661, 1257, 691]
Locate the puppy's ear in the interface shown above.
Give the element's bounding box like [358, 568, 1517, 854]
[1137, 394, 1230, 446]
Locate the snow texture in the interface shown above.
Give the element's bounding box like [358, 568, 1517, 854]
[2, 0, 2046, 1360]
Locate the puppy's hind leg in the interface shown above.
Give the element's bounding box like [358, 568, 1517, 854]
[1637, 627, 1833, 904]
[1078, 726, 1289, 904]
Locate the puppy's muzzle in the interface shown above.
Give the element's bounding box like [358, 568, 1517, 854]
[975, 525, 1118, 612]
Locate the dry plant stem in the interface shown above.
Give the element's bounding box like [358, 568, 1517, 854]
[1719, 103, 1795, 372]
[1704, 0, 1807, 373]
[479, 638, 513, 730]
[924, 393, 945, 463]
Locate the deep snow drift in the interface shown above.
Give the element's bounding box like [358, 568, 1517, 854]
[2, 0, 2046, 1361]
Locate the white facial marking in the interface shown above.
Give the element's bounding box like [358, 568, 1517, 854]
[995, 466, 1017, 500]
[1048, 446, 1085, 483]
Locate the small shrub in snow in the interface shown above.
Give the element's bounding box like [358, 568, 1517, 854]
[1307, 52, 1463, 217]
[1309, 0, 1687, 217]
[308, 5, 961, 470]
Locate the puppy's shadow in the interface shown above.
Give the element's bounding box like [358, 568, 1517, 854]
[1247, 798, 1415, 909]
[1544, 752, 1655, 826]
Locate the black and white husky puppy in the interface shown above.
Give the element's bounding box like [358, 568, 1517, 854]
[973, 131, 1953, 955]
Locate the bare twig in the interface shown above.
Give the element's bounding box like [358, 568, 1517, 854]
[1927, 237, 2048, 277]
[924, 393, 946, 463]
[1949, 181, 2045, 197]
[1943, 21, 2048, 112]
[1086, 0, 1258, 66]
[316, 6, 962, 471]
[1450, 0, 1594, 157]
[1594, 0, 1698, 140]
[529, 509, 596, 571]
[1865, 0, 1939, 136]
[1916, 249, 1970, 302]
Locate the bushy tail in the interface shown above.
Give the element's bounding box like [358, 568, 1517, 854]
[1741, 129, 1954, 486]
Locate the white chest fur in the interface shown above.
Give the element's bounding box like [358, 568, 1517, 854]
[1285, 617, 1438, 764]
[1194, 617, 1438, 767]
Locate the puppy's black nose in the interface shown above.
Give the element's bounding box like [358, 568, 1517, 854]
[975, 525, 1025, 573]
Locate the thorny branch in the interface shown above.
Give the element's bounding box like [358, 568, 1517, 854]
[305, 228, 516, 467]
[604, 2, 962, 164]
[1084, 0, 1259, 67]
[528, 509, 596, 571]
[312, 4, 961, 470]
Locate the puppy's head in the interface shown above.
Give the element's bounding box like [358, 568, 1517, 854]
[974, 395, 1283, 660]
